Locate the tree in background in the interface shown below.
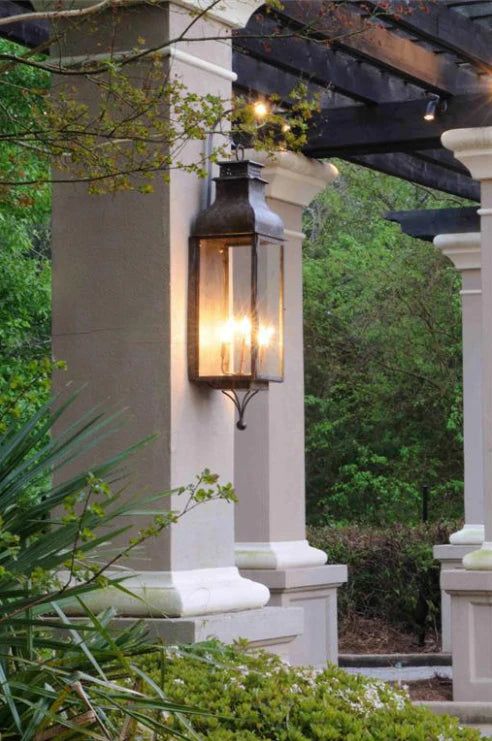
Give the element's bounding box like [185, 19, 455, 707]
[0, 37, 53, 429]
[304, 161, 465, 526]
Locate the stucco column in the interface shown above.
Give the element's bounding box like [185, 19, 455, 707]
[234, 151, 347, 667]
[51, 0, 272, 620]
[441, 130, 492, 569]
[234, 151, 337, 568]
[432, 232, 483, 652]
[435, 233, 484, 545]
[440, 128, 492, 700]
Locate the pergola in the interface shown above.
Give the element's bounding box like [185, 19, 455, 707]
[3, 0, 492, 707]
[6, 1, 491, 223]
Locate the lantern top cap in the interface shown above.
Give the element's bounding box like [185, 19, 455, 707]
[191, 157, 285, 241]
[213, 158, 267, 184]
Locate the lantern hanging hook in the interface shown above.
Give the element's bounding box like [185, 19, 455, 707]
[234, 144, 245, 161]
[220, 387, 261, 430]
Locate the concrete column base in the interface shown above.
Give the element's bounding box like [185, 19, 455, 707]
[66, 567, 270, 618]
[442, 569, 492, 701]
[111, 606, 304, 662]
[235, 540, 327, 569]
[434, 544, 477, 652]
[449, 524, 484, 545]
[240, 564, 348, 667]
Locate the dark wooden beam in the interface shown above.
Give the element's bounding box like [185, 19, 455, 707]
[412, 148, 469, 176]
[233, 51, 327, 102]
[385, 207, 479, 241]
[0, 1, 49, 48]
[364, 0, 492, 71]
[235, 13, 421, 104]
[343, 153, 480, 201]
[305, 93, 492, 157]
[276, 1, 480, 94]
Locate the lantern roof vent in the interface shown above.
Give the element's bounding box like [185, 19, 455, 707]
[191, 159, 284, 242]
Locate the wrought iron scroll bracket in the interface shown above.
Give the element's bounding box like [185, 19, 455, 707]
[220, 387, 262, 430]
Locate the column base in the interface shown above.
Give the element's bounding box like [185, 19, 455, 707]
[449, 524, 484, 545]
[463, 542, 492, 570]
[442, 568, 492, 701]
[111, 607, 304, 662]
[235, 540, 327, 569]
[240, 564, 348, 668]
[434, 544, 478, 652]
[67, 567, 270, 618]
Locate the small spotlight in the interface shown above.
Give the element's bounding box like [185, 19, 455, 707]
[424, 97, 438, 121]
[282, 122, 291, 133]
[424, 95, 447, 122]
[253, 100, 269, 119]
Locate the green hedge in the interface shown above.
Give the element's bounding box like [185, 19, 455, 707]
[308, 521, 458, 640]
[138, 641, 479, 739]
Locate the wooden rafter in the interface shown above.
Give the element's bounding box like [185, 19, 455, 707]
[235, 13, 422, 104]
[362, 0, 492, 71]
[274, 1, 481, 94]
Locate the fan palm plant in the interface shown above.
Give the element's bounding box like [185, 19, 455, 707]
[0, 392, 234, 739]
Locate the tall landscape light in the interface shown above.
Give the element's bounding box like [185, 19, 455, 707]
[188, 159, 285, 428]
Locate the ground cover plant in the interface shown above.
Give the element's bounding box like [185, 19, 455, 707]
[137, 640, 481, 740]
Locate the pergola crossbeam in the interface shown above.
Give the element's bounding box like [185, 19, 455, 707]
[385, 207, 480, 241]
[345, 153, 480, 201]
[304, 93, 492, 157]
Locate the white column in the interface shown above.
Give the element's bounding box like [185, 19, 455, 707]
[442, 129, 492, 569]
[234, 151, 338, 568]
[432, 232, 483, 653]
[441, 128, 492, 701]
[434, 233, 484, 545]
[51, 0, 269, 618]
[234, 151, 348, 667]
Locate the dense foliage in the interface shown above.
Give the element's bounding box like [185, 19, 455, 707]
[309, 521, 458, 645]
[0, 397, 237, 738]
[139, 641, 480, 740]
[0, 38, 53, 430]
[304, 161, 466, 525]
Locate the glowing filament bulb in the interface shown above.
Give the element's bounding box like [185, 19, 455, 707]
[238, 315, 252, 344]
[218, 318, 235, 344]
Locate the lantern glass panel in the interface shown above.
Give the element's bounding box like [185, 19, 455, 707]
[256, 239, 283, 380]
[198, 237, 254, 380]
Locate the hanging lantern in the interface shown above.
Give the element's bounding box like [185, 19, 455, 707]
[188, 159, 284, 394]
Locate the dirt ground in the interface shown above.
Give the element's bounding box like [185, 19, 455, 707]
[339, 614, 441, 654]
[402, 675, 453, 702]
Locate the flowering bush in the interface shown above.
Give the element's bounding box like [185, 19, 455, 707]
[139, 642, 479, 740]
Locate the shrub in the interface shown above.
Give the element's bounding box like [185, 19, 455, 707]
[139, 641, 479, 740]
[308, 521, 458, 642]
[0, 395, 236, 738]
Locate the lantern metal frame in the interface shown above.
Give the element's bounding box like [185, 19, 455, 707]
[188, 159, 285, 391]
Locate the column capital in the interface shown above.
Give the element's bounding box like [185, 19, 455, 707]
[247, 150, 339, 207]
[434, 232, 481, 272]
[442, 127, 492, 181]
[33, 0, 261, 29]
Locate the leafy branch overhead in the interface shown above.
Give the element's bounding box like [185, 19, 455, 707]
[0, 0, 426, 196]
